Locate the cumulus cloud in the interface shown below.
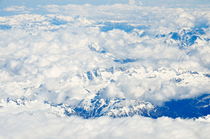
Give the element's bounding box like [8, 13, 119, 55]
[0, 3, 210, 138]
[0, 7, 210, 105]
[3, 6, 32, 13]
[0, 102, 209, 139]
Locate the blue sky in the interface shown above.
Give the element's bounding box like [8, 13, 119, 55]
[0, 0, 126, 8]
[139, 0, 210, 7]
[0, 0, 210, 8]
[0, 0, 210, 16]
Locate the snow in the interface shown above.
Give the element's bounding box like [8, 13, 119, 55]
[0, 1, 210, 139]
[1, 11, 210, 104]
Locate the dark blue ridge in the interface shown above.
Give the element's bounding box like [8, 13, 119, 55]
[170, 32, 180, 40]
[149, 94, 210, 119]
[106, 67, 114, 73]
[50, 18, 67, 26]
[8, 93, 209, 119]
[86, 71, 94, 80]
[204, 74, 210, 78]
[99, 22, 149, 33]
[169, 29, 202, 47]
[88, 44, 107, 54]
[100, 22, 134, 32]
[189, 71, 199, 74]
[0, 24, 12, 30]
[156, 25, 208, 48]
[73, 93, 111, 118]
[205, 38, 210, 41]
[72, 93, 210, 119]
[156, 34, 166, 38]
[114, 58, 137, 64]
[174, 78, 182, 83]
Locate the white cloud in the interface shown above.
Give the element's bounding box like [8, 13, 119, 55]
[136, 0, 210, 8]
[0, 101, 209, 139]
[3, 6, 32, 13]
[0, 7, 210, 104]
[0, 4, 210, 138]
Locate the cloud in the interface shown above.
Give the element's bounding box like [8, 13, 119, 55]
[0, 102, 209, 139]
[0, 6, 210, 105]
[3, 6, 31, 13]
[136, 0, 210, 8]
[0, 4, 210, 138]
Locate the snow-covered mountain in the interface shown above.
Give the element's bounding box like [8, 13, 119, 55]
[0, 2, 210, 139]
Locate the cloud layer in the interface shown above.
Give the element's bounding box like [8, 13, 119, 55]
[0, 100, 210, 139]
[0, 5, 210, 105]
[0, 3, 210, 139]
